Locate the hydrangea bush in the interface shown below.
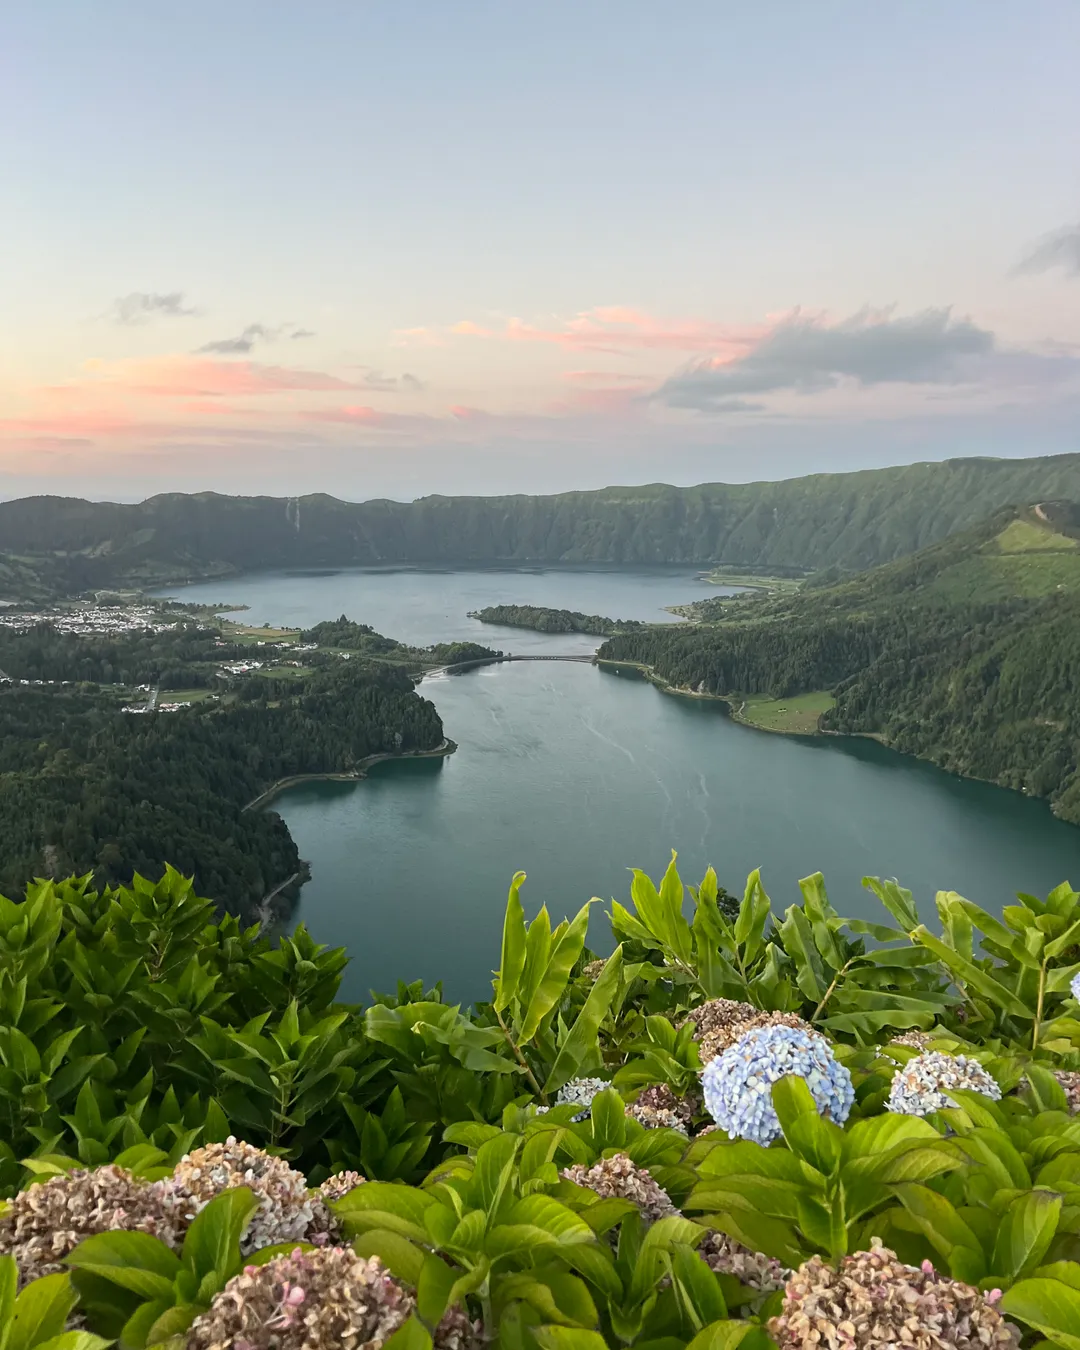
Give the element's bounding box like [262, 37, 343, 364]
[701, 1024, 854, 1145]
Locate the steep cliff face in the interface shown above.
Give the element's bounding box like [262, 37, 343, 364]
[5, 454, 1080, 587]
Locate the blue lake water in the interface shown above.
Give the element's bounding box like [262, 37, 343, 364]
[160, 567, 1080, 1003]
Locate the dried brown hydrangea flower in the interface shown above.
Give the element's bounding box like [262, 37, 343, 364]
[888, 1029, 934, 1050]
[627, 1083, 700, 1130]
[1056, 1070, 1080, 1114]
[681, 1000, 813, 1064]
[185, 1248, 413, 1350]
[698, 1230, 787, 1295]
[581, 958, 607, 982]
[306, 1172, 366, 1246]
[170, 1137, 315, 1255]
[769, 1241, 1020, 1350]
[185, 1247, 482, 1350]
[561, 1153, 678, 1225]
[0, 1164, 187, 1285]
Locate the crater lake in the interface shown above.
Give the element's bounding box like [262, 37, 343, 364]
[158, 566, 1080, 1003]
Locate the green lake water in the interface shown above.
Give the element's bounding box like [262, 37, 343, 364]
[161, 566, 1080, 1003]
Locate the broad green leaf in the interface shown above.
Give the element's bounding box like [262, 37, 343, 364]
[181, 1186, 259, 1281]
[65, 1230, 181, 1298]
[520, 902, 593, 1041]
[911, 926, 1030, 1018]
[351, 1230, 426, 1286]
[685, 1321, 754, 1350]
[10, 1273, 77, 1350]
[992, 1191, 1062, 1283]
[1001, 1278, 1080, 1350]
[544, 946, 623, 1093]
[494, 872, 527, 1014]
[893, 1183, 985, 1282]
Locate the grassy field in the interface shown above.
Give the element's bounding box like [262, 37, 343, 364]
[733, 690, 835, 734]
[701, 570, 804, 593]
[924, 517, 1080, 603]
[158, 688, 217, 704]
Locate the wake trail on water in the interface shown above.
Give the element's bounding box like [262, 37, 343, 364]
[578, 714, 636, 765]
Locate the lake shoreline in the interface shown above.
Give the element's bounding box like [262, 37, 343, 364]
[243, 738, 457, 811]
[596, 658, 827, 737]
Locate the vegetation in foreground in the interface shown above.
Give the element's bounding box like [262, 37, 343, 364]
[600, 505, 1080, 823]
[5, 852, 1080, 1347]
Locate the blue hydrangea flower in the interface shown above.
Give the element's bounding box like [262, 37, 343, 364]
[701, 1024, 853, 1145]
[1070, 970, 1080, 1003]
[887, 1051, 1001, 1117]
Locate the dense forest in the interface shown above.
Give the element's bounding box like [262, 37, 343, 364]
[6, 455, 1080, 596]
[470, 604, 644, 636]
[0, 624, 444, 912]
[600, 506, 1080, 824]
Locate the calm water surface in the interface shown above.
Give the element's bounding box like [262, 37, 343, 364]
[161, 567, 1080, 1003]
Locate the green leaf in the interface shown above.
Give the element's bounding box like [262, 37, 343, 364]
[0, 1254, 15, 1331]
[992, 1191, 1062, 1283]
[10, 1273, 77, 1350]
[893, 1183, 985, 1282]
[494, 872, 528, 1014]
[351, 1230, 426, 1286]
[34, 1337, 111, 1350]
[181, 1186, 259, 1281]
[772, 1076, 841, 1175]
[520, 902, 593, 1041]
[416, 1252, 458, 1324]
[544, 946, 623, 1094]
[532, 1329, 609, 1350]
[685, 1322, 755, 1350]
[64, 1230, 181, 1299]
[1001, 1278, 1080, 1350]
[910, 926, 1030, 1018]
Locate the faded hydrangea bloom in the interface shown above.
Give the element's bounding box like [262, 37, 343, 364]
[698, 1230, 787, 1295]
[769, 1242, 1019, 1350]
[0, 1165, 187, 1284]
[305, 1172, 366, 1246]
[318, 1171, 365, 1203]
[1070, 970, 1080, 1002]
[171, 1137, 315, 1255]
[888, 1029, 934, 1050]
[702, 1024, 854, 1146]
[887, 1052, 1001, 1117]
[1056, 1070, 1080, 1115]
[185, 1248, 413, 1350]
[581, 958, 607, 982]
[535, 1076, 611, 1121]
[627, 1083, 699, 1132]
[683, 999, 813, 1064]
[561, 1153, 678, 1225]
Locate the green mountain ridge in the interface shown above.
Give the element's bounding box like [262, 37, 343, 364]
[7, 454, 1080, 594]
[599, 503, 1080, 824]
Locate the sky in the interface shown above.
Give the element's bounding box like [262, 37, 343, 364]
[2, 1, 1079, 503]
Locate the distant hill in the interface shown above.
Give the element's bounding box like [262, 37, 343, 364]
[6, 454, 1080, 595]
[599, 504, 1080, 825]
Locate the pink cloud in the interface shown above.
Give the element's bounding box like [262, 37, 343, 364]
[440, 307, 768, 357]
[110, 356, 360, 398]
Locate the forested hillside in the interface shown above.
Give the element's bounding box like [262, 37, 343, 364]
[5, 454, 1080, 594]
[600, 505, 1080, 824]
[0, 622, 444, 910]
